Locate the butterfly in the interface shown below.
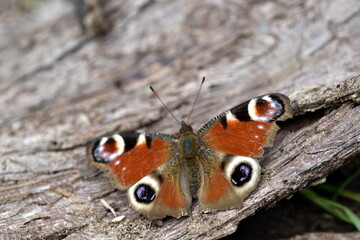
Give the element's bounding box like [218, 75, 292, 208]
[86, 88, 292, 220]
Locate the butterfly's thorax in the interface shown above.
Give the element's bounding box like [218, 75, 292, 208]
[178, 122, 201, 197]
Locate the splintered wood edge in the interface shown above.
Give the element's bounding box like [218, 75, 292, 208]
[290, 75, 360, 115]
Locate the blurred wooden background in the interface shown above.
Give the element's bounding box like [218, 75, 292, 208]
[0, 0, 359, 239]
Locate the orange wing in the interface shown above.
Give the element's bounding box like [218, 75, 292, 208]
[87, 132, 192, 219]
[127, 163, 192, 219]
[197, 94, 292, 210]
[199, 93, 292, 157]
[198, 155, 261, 211]
[87, 132, 175, 189]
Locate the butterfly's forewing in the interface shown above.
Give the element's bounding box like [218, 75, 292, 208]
[87, 132, 174, 189]
[197, 94, 292, 211]
[199, 94, 292, 157]
[87, 132, 192, 219]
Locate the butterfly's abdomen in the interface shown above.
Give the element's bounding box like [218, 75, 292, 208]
[179, 132, 201, 197]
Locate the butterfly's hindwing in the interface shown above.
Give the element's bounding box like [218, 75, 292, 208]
[127, 164, 192, 219]
[197, 153, 261, 211]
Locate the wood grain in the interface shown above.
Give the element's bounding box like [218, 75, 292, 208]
[0, 0, 359, 239]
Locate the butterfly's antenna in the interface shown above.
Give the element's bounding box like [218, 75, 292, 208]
[149, 86, 182, 126]
[186, 77, 205, 125]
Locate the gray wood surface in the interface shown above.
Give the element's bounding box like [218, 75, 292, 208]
[0, 0, 359, 239]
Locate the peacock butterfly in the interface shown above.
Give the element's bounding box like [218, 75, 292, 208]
[86, 81, 293, 219]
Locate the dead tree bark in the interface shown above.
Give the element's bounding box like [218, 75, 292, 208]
[0, 0, 359, 239]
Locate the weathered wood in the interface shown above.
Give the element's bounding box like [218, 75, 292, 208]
[0, 0, 359, 239]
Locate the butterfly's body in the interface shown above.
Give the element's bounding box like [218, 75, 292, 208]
[87, 93, 292, 219]
[178, 122, 201, 197]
